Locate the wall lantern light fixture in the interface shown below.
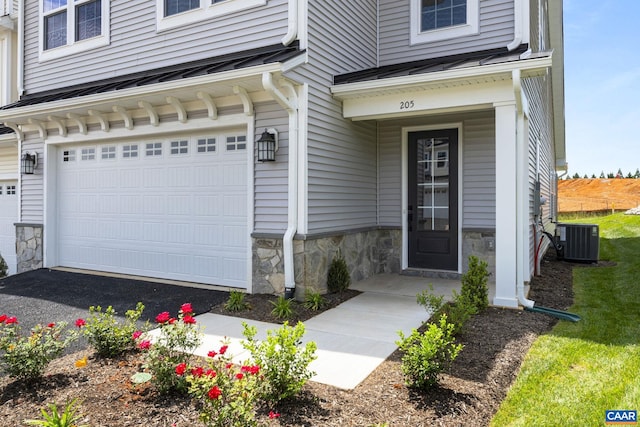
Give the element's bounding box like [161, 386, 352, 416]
[21, 152, 38, 175]
[256, 128, 278, 162]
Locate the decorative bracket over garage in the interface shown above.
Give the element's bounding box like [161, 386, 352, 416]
[0, 43, 304, 143]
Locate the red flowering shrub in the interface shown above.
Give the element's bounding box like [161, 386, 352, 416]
[0, 315, 79, 380]
[181, 342, 264, 427]
[134, 303, 202, 394]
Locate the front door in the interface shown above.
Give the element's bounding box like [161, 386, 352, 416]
[408, 129, 458, 270]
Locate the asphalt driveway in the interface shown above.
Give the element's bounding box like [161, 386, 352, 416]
[0, 269, 229, 352]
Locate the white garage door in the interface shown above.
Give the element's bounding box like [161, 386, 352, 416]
[0, 181, 18, 276]
[56, 132, 249, 287]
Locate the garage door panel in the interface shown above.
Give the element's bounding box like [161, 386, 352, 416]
[57, 135, 248, 287]
[120, 169, 142, 187]
[0, 181, 18, 276]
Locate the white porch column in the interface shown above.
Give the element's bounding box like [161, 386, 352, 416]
[493, 102, 519, 308]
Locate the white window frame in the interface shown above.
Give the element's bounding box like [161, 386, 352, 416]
[39, 0, 110, 62]
[156, 0, 267, 32]
[410, 0, 479, 45]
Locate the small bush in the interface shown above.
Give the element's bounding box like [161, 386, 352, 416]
[270, 296, 294, 320]
[242, 321, 317, 403]
[0, 317, 79, 381]
[327, 251, 351, 293]
[416, 284, 445, 314]
[303, 291, 327, 311]
[442, 291, 477, 335]
[224, 290, 250, 312]
[0, 254, 7, 278]
[80, 302, 146, 358]
[136, 303, 202, 394]
[396, 315, 463, 389]
[182, 341, 263, 427]
[460, 255, 490, 312]
[24, 399, 88, 427]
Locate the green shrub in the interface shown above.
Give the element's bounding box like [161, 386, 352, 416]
[181, 341, 263, 427]
[416, 284, 445, 314]
[136, 303, 202, 394]
[460, 255, 490, 312]
[442, 291, 477, 335]
[0, 254, 7, 278]
[303, 290, 327, 311]
[224, 290, 250, 312]
[24, 399, 88, 427]
[80, 302, 146, 358]
[242, 321, 317, 403]
[396, 314, 463, 389]
[0, 317, 79, 381]
[327, 250, 351, 293]
[270, 295, 294, 320]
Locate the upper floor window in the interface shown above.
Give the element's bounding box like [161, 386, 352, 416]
[40, 0, 110, 61]
[157, 0, 267, 31]
[410, 0, 479, 45]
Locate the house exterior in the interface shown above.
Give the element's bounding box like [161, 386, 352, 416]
[0, 0, 19, 276]
[0, 0, 565, 309]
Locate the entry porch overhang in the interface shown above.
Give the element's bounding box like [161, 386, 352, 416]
[331, 52, 552, 121]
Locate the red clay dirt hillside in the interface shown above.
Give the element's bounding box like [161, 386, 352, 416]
[558, 178, 640, 213]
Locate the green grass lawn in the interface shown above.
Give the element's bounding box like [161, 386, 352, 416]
[492, 214, 640, 427]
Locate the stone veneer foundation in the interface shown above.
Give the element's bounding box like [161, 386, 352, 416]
[252, 228, 402, 297]
[15, 223, 43, 273]
[252, 228, 497, 297]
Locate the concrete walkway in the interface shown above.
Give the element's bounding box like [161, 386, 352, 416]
[192, 274, 463, 390]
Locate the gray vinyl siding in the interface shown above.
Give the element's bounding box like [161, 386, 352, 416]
[19, 136, 44, 222]
[0, 144, 17, 175]
[523, 73, 554, 277]
[377, 111, 496, 229]
[379, 0, 515, 66]
[290, 0, 378, 234]
[253, 101, 289, 233]
[23, 0, 288, 93]
[462, 113, 496, 228]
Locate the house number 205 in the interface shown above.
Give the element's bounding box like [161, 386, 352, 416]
[400, 100, 415, 110]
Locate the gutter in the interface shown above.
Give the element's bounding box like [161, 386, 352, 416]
[281, 0, 298, 46]
[262, 72, 299, 297]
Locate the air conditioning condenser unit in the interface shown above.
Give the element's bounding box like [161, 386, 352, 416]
[556, 223, 599, 262]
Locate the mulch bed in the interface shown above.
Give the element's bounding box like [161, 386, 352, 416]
[0, 253, 582, 426]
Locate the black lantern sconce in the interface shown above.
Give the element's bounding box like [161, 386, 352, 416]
[21, 152, 38, 175]
[256, 128, 278, 162]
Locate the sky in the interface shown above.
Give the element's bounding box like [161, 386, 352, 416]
[563, 1, 640, 177]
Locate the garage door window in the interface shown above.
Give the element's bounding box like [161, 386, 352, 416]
[123, 144, 138, 158]
[63, 150, 76, 162]
[226, 135, 246, 151]
[5, 185, 15, 195]
[197, 137, 216, 153]
[101, 146, 116, 159]
[81, 148, 96, 160]
[170, 140, 189, 155]
[146, 142, 162, 157]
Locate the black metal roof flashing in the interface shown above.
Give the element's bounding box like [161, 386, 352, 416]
[334, 45, 530, 85]
[1, 42, 303, 111]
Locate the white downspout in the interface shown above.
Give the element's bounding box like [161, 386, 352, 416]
[17, 0, 23, 96]
[513, 69, 534, 309]
[507, 0, 525, 51]
[262, 72, 299, 296]
[281, 0, 298, 46]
